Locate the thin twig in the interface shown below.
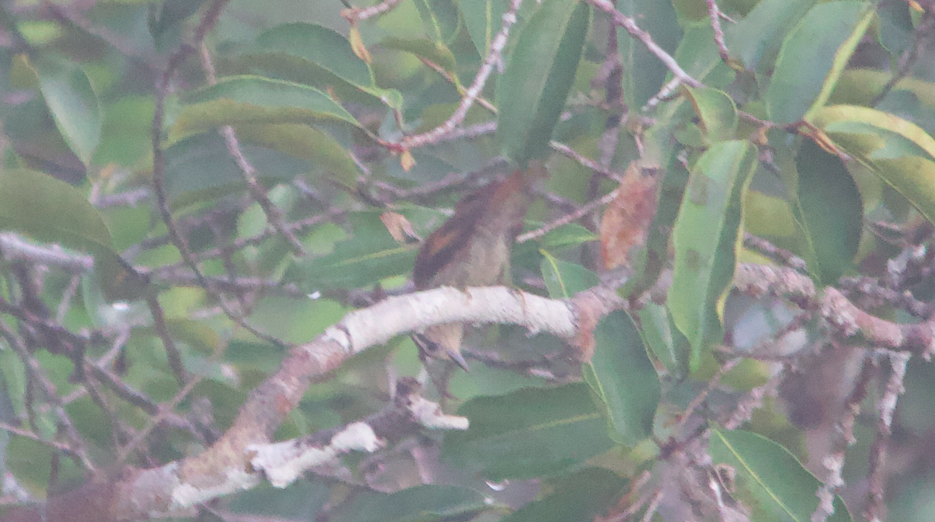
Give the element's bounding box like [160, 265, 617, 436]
[399, 0, 523, 150]
[705, 0, 731, 62]
[343, 0, 404, 22]
[197, 43, 306, 256]
[871, 11, 935, 106]
[588, 0, 702, 91]
[550, 141, 624, 181]
[145, 295, 188, 387]
[0, 321, 94, 471]
[517, 185, 622, 243]
[812, 354, 878, 522]
[865, 351, 911, 522]
[149, 0, 284, 347]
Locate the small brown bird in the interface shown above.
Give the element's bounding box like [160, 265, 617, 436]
[412, 163, 543, 370]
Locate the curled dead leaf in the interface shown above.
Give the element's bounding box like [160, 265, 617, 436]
[600, 162, 659, 270]
[380, 212, 421, 244]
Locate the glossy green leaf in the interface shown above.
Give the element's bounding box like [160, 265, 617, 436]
[831, 68, 935, 108]
[794, 140, 862, 284]
[540, 251, 600, 298]
[331, 485, 489, 522]
[539, 255, 657, 443]
[497, 0, 590, 164]
[380, 37, 456, 76]
[250, 22, 403, 109]
[682, 86, 738, 143]
[258, 23, 373, 87]
[413, 0, 460, 43]
[0, 169, 110, 247]
[163, 133, 311, 206]
[668, 141, 758, 370]
[233, 124, 361, 189]
[710, 428, 852, 522]
[33, 56, 102, 166]
[812, 105, 935, 160]
[536, 222, 598, 251]
[502, 468, 627, 522]
[811, 105, 935, 227]
[637, 303, 685, 375]
[461, 0, 506, 58]
[743, 190, 802, 248]
[443, 383, 615, 480]
[640, 23, 732, 163]
[175, 76, 362, 134]
[725, 0, 816, 72]
[766, 2, 874, 125]
[583, 311, 660, 445]
[870, 156, 935, 227]
[0, 169, 146, 300]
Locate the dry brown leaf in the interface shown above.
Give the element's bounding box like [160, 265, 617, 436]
[380, 212, 421, 244]
[600, 162, 659, 270]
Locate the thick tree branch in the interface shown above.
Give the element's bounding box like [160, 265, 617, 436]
[0, 286, 603, 521]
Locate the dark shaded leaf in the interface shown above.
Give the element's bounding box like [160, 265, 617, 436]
[710, 428, 852, 522]
[33, 56, 102, 166]
[497, 0, 590, 164]
[794, 140, 862, 284]
[444, 383, 615, 480]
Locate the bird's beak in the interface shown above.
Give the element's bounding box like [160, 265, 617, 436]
[447, 349, 470, 371]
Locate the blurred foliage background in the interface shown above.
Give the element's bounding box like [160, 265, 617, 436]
[2, 0, 935, 520]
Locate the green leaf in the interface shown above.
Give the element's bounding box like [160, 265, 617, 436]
[617, 0, 681, 109]
[710, 428, 852, 522]
[724, 0, 816, 72]
[461, 0, 506, 58]
[583, 311, 660, 445]
[0, 169, 146, 300]
[502, 468, 627, 522]
[380, 36, 457, 76]
[811, 105, 935, 228]
[32, 56, 102, 166]
[540, 251, 600, 298]
[682, 86, 738, 143]
[831, 68, 935, 108]
[794, 140, 862, 284]
[668, 141, 758, 371]
[163, 133, 311, 206]
[538, 255, 657, 443]
[249, 22, 403, 109]
[811, 105, 935, 161]
[413, 0, 460, 43]
[330, 485, 489, 522]
[257, 23, 374, 87]
[536, 222, 598, 251]
[877, 0, 914, 57]
[743, 190, 804, 251]
[443, 383, 615, 480]
[175, 76, 363, 135]
[497, 0, 590, 164]
[285, 209, 446, 291]
[232, 124, 361, 189]
[637, 303, 686, 374]
[766, 2, 875, 125]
